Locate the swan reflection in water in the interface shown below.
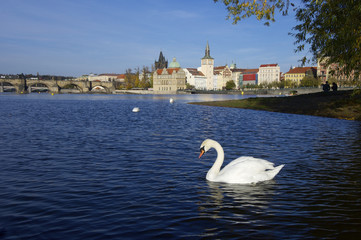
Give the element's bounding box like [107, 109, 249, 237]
[199, 181, 277, 214]
[195, 181, 278, 238]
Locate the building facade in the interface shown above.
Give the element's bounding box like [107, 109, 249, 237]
[239, 69, 259, 86]
[153, 58, 186, 94]
[88, 73, 123, 82]
[184, 68, 206, 90]
[214, 65, 233, 90]
[230, 63, 243, 89]
[284, 67, 317, 85]
[258, 64, 280, 85]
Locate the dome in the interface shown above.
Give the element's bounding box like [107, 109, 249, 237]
[168, 57, 180, 68]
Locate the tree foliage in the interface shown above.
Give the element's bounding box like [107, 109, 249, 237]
[214, 0, 361, 82]
[124, 68, 136, 90]
[214, 0, 291, 25]
[225, 80, 236, 90]
[186, 83, 195, 90]
[300, 76, 320, 87]
[123, 67, 152, 90]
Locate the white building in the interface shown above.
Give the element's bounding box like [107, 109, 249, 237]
[230, 63, 243, 89]
[214, 65, 233, 90]
[258, 64, 280, 85]
[184, 68, 207, 90]
[88, 73, 122, 82]
[188, 42, 248, 90]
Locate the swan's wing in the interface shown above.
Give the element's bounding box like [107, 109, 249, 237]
[221, 156, 275, 174]
[216, 157, 279, 183]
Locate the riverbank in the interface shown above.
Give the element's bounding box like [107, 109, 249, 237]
[189, 90, 361, 121]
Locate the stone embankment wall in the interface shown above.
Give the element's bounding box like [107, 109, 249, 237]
[193, 87, 354, 95]
[113, 87, 354, 95]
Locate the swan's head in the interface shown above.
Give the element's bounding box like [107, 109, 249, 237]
[199, 139, 214, 158]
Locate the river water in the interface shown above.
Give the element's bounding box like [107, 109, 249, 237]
[0, 93, 360, 239]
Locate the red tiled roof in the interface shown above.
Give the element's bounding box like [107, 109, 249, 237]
[214, 66, 226, 70]
[99, 73, 121, 76]
[230, 68, 245, 72]
[156, 68, 181, 75]
[167, 68, 180, 74]
[117, 74, 125, 79]
[185, 68, 205, 76]
[243, 68, 259, 74]
[285, 67, 317, 74]
[260, 64, 278, 67]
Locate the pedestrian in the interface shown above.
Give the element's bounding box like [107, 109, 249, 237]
[323, 81, 330, 92]
[332, 82, 338, 91]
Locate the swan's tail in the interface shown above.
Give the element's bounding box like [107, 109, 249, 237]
[268, 164, 285, 180]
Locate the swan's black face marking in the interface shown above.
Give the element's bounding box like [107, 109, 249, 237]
[199, 146, 205, 158]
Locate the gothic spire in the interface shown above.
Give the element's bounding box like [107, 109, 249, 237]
[202, 41, 213, 59]
[155, 51, 168, 69]
[158, 51, 164, 62]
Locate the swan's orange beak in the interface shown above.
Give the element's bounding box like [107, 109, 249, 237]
[199, 148, 205, 158]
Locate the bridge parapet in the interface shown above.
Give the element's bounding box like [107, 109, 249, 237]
[0, 78, 118, 93]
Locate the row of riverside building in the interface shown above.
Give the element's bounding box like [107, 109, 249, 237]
[77, 42, 341, 94]
[152, 42, 283, 94]
[152, 42, 339, 94]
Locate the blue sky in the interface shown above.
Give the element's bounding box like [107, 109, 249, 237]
[0, 0, 309, 77]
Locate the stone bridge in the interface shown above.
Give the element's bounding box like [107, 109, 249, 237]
[0, 78, 118, 94]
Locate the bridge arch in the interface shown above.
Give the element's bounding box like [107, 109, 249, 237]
[28, 83, 50, 93]
[90, 85, 108, 93]
[59, 83, 82, 93]
[0, 81, 16, 92]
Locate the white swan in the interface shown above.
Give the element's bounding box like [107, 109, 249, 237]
[199, 139, 284, 184]
[132, 107, 139, 112]
[169, 98, 174, 104]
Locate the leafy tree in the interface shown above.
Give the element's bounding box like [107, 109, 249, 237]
[139, 66, 150, 89]
[282, 79, 298, 88]
[134, 67, 140, 88]
[186, 83, 195, 90]
[214, 0, 290, 26]
[225, 80, 236, 90]
[300, 76, 321, 87]
[124, 68, 135, 90]
[148, 73, 153, 88]
[214, 0, 361, 82]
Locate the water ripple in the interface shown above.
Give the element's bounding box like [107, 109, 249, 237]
[0, 94, 360, 239]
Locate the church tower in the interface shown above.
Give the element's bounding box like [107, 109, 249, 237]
[201, 41, 214, 90]
[155, 51, 168, 69]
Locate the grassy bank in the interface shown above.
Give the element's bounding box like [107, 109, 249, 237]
[189, 90, 361, 121]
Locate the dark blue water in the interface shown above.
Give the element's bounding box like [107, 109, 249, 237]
[1, 93, 360, 239]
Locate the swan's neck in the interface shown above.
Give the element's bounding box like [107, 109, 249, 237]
[206, 140, 224, 181]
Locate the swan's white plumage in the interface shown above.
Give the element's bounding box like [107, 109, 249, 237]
[132, 107, 139, 112]
[199, 139, 284, 184]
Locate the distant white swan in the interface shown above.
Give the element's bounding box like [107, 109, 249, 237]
[199, 139, 284, 184]
[169, 98, 174, 104]
[132, 107, 139, 112]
